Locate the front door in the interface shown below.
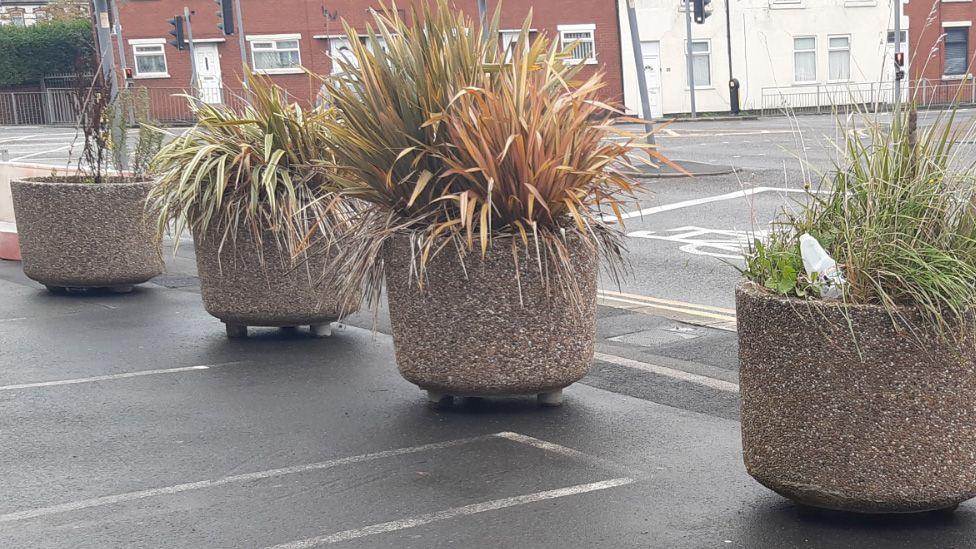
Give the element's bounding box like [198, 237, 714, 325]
[193, 43, 223, 104]
[640, 41, 663, 119]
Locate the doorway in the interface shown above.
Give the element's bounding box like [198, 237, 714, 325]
[640, 40, 663, 119]
[193, 43, 223, 104]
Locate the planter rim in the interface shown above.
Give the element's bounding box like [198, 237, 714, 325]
[14, 177, 155, 189]
[736, 278, 959, 318]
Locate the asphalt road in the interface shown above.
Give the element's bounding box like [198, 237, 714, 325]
[4, 112, 976, 546]
[3, 259, 975, 549]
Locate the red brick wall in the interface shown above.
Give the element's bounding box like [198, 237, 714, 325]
[906, 0, 976, 83]
[115, 0, 624, 112]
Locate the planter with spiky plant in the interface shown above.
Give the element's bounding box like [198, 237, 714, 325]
[322, 3, 659, 406]
[738, 107, 976, 513]
[149, 74, 359, 338]
[12, 77, 164, 294]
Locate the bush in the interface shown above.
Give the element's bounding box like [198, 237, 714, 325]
[148, 73, 348, 259]
[0, 19, 94, 88]
[743, 106, 976, 337]
[321, 1, 655, 307]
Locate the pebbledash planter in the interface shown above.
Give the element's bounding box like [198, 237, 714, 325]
[193, 223, 353, 338]
[736, 281, 976, 514]
[11, 178, 163, 293]
[383, 234, 598, 407]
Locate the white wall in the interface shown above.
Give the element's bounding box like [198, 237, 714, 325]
[619, 0, 909, 116]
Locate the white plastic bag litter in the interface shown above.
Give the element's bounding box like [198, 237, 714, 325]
[799, 234, 846, 299]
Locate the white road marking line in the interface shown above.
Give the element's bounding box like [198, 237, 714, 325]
[0, 132, 76, 145]
[598, 294, 737, 323]
[594, 352, 739, 393]
[0, 362, 245, 392]
[598, 289, 736, 315]
[10, 145, 71, 162]
[266, 478, 636, 548]
[0, 435, 498, 523]
[605, 186, 811, 222]
[493, 432, 640, 477]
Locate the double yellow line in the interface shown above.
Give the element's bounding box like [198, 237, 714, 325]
[597, 289, 738, 332]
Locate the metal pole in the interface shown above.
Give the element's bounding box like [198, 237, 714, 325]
[724, 0, 732, 77]
[184, 7, 198, 91]
[684, 0, 697, 117]
[110, 0, 127, 86]
[625, 0, 655, 144]
[232, 0, 248, 86]
[893, 0, 902, 112]
[478, 0, 488, 41]
[92, 0, 119, 100]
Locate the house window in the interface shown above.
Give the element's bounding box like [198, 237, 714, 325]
[501, 30, 520, 62]
[690, 40, 711, 87]
[558, 24, 596, 65]
[131, 41, 169, 78]
[500, 29, 535, 62]
[828, 35, 850, 81]
[249, 35, 302, 74]
[944, 26, 969, 77]
[793, 36, 817, 83]
[9, 9, 26, 27]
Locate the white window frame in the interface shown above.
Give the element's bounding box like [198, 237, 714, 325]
[793, 35, 817, 83]
[827, 34, 851, 82]
[500, 30, 521, 63]
[684, 39, 712, 88]
[129, 38, 169, 79]
[499, 29, 536, 63]
[557, 24, 597, 65]
[246, 33, 303, 75]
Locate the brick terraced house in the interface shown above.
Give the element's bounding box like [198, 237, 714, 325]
[112, 0, 625, 120]
[905, 0, 976, 103]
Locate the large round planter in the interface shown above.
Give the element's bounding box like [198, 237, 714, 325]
[193, 223, 354, 338]
[10, 178, 163, 292]
[383, 234, 598, 406]
[736, 281, 976, 513]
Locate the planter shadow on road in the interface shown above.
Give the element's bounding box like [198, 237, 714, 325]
[735, 498, 976, 546]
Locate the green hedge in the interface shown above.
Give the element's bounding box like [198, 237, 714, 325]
[0, 19, 94, 88]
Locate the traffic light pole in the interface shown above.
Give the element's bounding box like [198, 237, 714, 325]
[684, 2, 697, 117]
[91, 0, 119, 100]
[625, 0, 655, 145]
[232, 0, 248, 86]
[184, 8, 198, 91]
[893, 0, 902, 113]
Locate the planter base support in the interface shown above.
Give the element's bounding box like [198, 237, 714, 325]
[538, 389, 563, 407]
[310, 323, 332, 338]
[108, 285, 134, 294]
[427, 391, 455, 409]
[225, 323, 248, 339]
[424, 389, 565, 408]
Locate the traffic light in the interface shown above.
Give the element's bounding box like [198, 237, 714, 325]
[693, 0, 712, 24]
[216, 0, 235, 35]
[894, 51, 905, 81]
[168, 15, 186, 50]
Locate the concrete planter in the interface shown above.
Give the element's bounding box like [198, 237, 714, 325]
[736, 281, 976, 513]
[10, 178, 162, 292]
[194, 223, 353, 338]
[383, 234, 598, 407]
